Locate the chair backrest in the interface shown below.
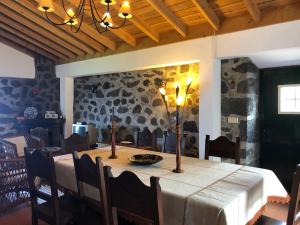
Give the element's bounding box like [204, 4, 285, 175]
[0, 139, 18, 159]
[205, 135, 240, 164]
[72, 152, 109, 224]
[62, 133, 89, 154]
[287, 164, 300, 225]
[30, 127, 48, 146]
[24, 135, 45, 149]
[163, 131, 186, 155]
[136, 128, 154, 149]
[24, 149, 60, 217]
[104, 167, 164, 225]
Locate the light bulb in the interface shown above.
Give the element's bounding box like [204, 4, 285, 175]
[186, 77, 193, 85]
[64, 9, 78, 26]
[176, 96, 184, 106]
[37, 0, 55, 12]
[159, 87, 166, 96]
[118, 1, 132, 19]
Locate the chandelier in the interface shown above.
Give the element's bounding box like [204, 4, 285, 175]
[37, 0, 133, 33]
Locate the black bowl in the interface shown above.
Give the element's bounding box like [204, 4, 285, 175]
[129, 154, 163, 165]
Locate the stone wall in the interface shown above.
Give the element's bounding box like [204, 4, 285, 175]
[74, 63, 199, 152]
[0, 55, 60, 137]
[221, 58, 260, 166]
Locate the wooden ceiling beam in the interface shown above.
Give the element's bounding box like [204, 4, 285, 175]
[191, 0, 221, 30]
[0, 14, 75, 59]
[112, 4, 159, 43]
[145, 0, 187, 37]
[30, 0, 115, 51]
[0, 5, 85, 57]
[0, 23, 68, 60]
[243, 0, 261, 22]
[1, 0, 95, 55]
[0, 28, 58, 62]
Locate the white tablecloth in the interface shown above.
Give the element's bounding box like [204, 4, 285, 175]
[54, 146, 288, 225]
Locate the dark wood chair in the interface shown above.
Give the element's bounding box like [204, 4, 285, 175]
[30, 127, 49, 147]
[62, 133, 89, 154]
[163, 131, 186, 155]
[136, 128, 154, 150]
[205, 135, 241, 164]
[72, 152, 109, 225]
[263, 164, 300, 225]
[103, 166, 164, 225]
[25, 135, 45, 149]
[0, 139, 30, 214]
[25, 149, 78, 225]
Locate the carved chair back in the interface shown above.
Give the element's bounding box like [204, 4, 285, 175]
[62, 133, 89, 154]
[136, 128, 154, 150]
[72, 152, 109, 224]
[0, 139, 18, 159]
[24, 149, 61, 224]
[104, 167, 164, 225]
[163, 131, 186, 155]
[205, 135, 241, 164]
[30, 127, 49, 147]
[287, 164, 300, 225]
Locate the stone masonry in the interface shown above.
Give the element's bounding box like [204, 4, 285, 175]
[221, 58, 260, 166]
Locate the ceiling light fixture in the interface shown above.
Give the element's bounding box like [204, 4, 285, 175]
[37, 0, 132, 33]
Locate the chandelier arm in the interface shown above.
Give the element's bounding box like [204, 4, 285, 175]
[70, 4, 86, 33]
[61, 0, 84, 20]
[45, 11, 69, 26]
[90, 5, 107, 34]
[89, 0, 108, 23]
[108, 17, 127, 29]
[93, 18, 108, 34]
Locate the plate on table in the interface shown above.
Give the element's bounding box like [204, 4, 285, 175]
[120, 141, 133, 145]
[129, 154, 163, 165]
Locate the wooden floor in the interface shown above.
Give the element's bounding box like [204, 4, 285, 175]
[0, 204, 47, 225]
[0, 205, 285, 225]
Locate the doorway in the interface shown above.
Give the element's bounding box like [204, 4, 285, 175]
[260, 66, 300, 192]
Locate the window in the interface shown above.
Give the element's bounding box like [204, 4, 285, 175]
[278, 84, 300, 114]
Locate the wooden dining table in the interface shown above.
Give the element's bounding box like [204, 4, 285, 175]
[53, 145, 289, 225]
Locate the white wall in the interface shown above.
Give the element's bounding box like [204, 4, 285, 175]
[0, 42, 35, 78]
[56, 19, 300, 157]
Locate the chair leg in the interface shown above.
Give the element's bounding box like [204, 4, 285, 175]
[80, 204, 87, 225]
[32, 211, 38, 225]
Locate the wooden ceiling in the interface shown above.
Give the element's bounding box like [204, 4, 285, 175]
[1, 0, 300, 64]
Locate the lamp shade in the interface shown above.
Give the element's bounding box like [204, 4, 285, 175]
[64, 9, 78, 25]
[100, 0, 116, 5]
[101, 12, 113, 27]
[118, 1, 132, 18]
[37, 0, 55, 12]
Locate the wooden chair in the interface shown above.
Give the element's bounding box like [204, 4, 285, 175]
[136, 128, 154, 150]
[263, 164, 300, 225]
[0, 139, 29, 210]
[62, 133, 89, 154]
[0, 139, 29, 214]
[25, 149, 78, 225]
[163, 131, 186, 155]
[30, 127, 49, 147]
[205, 135, 241, 164]
[25, 135, 45, 149]
[103, 166, 164, 225]
[72, 152, 109, 225]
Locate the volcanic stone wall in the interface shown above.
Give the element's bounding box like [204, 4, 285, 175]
[73, 63, 199, 152]
[221, 58, 260, 166]
[0, 55, 60, 137]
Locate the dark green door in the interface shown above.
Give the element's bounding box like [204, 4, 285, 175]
[260, 66, 300, 192]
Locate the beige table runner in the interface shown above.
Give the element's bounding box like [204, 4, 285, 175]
[54, 146, 288, 225]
